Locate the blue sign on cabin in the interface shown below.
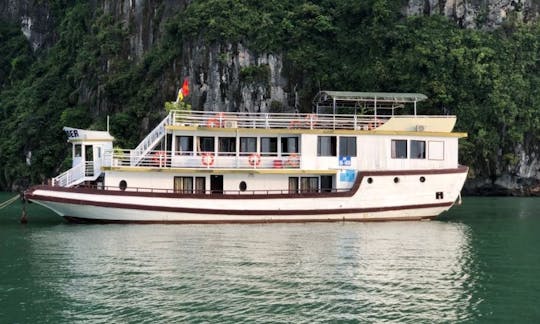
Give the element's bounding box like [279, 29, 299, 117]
[339, 156, 351, 166]
[340, 170, 355, 182]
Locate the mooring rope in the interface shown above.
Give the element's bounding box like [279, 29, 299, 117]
[0, 195, 19, 210]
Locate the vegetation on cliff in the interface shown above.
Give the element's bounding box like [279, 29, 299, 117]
[1, 0, 540, 189]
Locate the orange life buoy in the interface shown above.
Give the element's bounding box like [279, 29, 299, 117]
[248, 153, 261, 167]
[288, 120, 301, 129]
[286, 153, 300, 168]
[152, 151, 167, 166]
[305, 114, 318, 128]
[201, 152, 215, 167]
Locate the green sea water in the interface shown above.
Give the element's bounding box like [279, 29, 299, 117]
[1, 193, 540, 323]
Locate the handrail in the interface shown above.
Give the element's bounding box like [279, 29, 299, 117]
[52, 162, 86, 187]
[131, 113, 173, 166]
[76, 184, 351, 195]
[171, 110, 393, 131]
[104, 149, 301, 169]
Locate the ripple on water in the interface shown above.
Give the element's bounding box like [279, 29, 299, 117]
[8, 221, 477, 322]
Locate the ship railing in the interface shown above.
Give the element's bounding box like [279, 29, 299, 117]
[171, 110, 390, 130]
[103, 149, 301, 169]
[53, 161, 91, 187]
[77, 184, 351, 195]
[131, 112, 173, 166]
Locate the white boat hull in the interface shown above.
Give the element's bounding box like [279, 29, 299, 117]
[25, 167, 468, 223]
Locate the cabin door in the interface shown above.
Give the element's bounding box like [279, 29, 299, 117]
[321, 175, 333, 193]
[210, 175, 224, 194]
[85, 145, 94, 176]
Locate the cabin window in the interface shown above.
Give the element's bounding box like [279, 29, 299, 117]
[176, 136, 193, 155]
[240, 137, 257, 156]
[281, 137, 299, 156]
[288, 177, 299, 193]
[339, 137, 357, 157]
[261, 137, 278, 157]
[239, 181, 247, 192]
[428, 141, 445, 160]
[411, 140, 426, 159]
[317, 136, 337, 156]
[300, 177, 319, 193]
[119, 180, 127, 191]
[198, 137, 215, 153]
[219, 137, 236, 156]
[391, 140, 407, 159]
[74, 144, 82, 157]
[174, 176, 193, 193]
[195, 177, 206, 194]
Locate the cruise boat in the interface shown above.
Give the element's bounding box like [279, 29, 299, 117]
[24, 91, 468, 223]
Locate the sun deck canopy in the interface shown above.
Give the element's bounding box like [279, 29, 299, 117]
[313, 91, 428, 116]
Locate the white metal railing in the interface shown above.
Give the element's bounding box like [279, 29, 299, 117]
[131, 113, 173, 166]
[53, 162, 85, 187]
[171, 110, 391, 131]
[103, 149, 301, 170]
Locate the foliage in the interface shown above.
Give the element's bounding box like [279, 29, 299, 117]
[2, 0, 540, 189]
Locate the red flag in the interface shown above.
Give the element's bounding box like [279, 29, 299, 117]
[181, 78, 189, 97]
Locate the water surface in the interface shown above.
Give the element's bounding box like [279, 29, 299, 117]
[1, 194, 539, 322]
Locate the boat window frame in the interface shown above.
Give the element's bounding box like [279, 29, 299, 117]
[339, 136, 357, 157]
[391, 139, 408, 159]
[317, 136, 337, 157]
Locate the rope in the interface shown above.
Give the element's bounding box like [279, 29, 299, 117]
[0, 195, 19, 210]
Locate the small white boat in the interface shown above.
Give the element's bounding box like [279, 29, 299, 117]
[25, 91, 468, 223]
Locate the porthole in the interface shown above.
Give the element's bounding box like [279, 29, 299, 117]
[419, 176, 426, 183]
[367, 177, 373, 184]
[239, 181, 247, 192]
[393, 177, 400, 184]
[119, 180, 127, 191]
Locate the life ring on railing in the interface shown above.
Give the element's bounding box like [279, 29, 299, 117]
[305, 114, 318, 128]
[201, 152, 215, 167]
[248, 153, 261, 167]
[152, 151, 167, 166]
[286, 153, 300, 168]
[206, 112, 225, 128]
[288, 120, 301, 129]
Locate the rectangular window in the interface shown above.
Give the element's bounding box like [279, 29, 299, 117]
[74, 144, 82, 157]
[174, 176, 193, 193]
[391, 139, 407, 159]
[218, 137, 236, 156]
[198, 136, 215, 153]
[339, 137, 357, 157]
[300, 177, 319, 193]
[428, 141, 444, 160]
[195, 177, 206, 194]
[410, 140, 426, 159]
[317, 136, 337, 156]
[288, 177, 299, 194]
[240, 137, 257, 156]
[281, 137, 299, 156]
[176, 136, 193, 155]
[261, 137, 278, 156]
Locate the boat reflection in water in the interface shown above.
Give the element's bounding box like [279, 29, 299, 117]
[24, 221, 476, 322]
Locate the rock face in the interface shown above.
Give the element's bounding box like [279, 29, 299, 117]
[2, 0, 540, 195]
[0, 0, 57, 50]
[406, 0, 540, 29]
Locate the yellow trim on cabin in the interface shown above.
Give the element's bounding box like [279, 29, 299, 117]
[165, 125, 467, 138]
[102, 166, 338, 175]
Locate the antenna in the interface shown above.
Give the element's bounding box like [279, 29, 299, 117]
[107, 115, 110, 133]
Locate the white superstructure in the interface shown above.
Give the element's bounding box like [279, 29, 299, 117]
[25, 91, 468, 223]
